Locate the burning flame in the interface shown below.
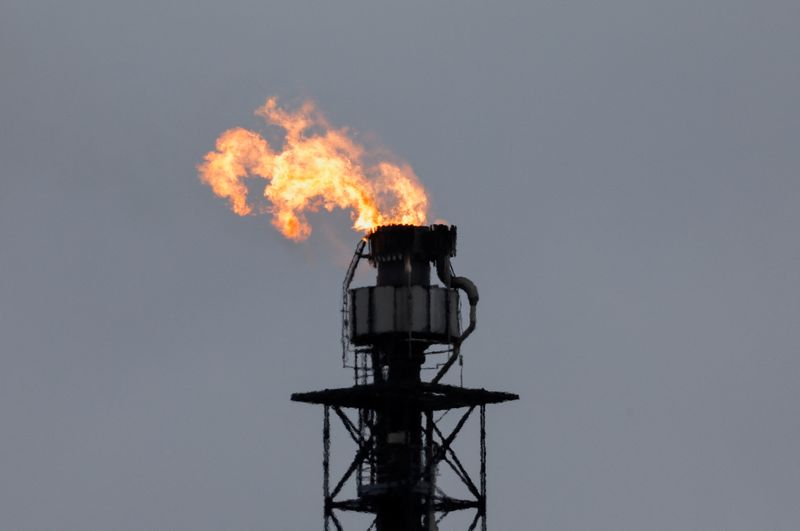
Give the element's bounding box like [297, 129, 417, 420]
[198, 98, 428, 241]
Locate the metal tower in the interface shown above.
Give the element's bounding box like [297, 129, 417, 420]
[292, 225, 517, 530]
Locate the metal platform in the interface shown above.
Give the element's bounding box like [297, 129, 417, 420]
[291, 382, 518, 411]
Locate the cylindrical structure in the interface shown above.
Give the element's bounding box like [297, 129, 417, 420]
[348, 286, 460, 345]
[362, 225, 456, 531]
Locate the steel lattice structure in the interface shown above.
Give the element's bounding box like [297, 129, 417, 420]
[292, 225, 517, 530]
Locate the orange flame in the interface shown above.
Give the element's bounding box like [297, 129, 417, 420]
[198, 98, 428, 241]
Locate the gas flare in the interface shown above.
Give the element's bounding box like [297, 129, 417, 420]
[198, 98, 428, 241]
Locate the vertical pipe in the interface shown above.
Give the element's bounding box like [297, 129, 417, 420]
[370, 231, 428, 531]
[323, 405, 331, 531]
[480, 405, 487, 531]
[425, 410, 435, 529]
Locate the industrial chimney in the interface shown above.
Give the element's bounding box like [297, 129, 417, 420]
[292, 225, 517, 530]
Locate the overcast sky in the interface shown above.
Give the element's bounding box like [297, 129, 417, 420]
[2, 1, 799, 530]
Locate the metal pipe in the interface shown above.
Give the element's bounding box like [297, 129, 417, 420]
[435, 257, 478, 344]
[432, 256, 478, 383]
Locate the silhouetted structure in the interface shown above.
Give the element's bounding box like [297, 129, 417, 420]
[292, 225, 517, 530]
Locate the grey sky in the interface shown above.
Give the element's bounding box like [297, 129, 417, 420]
[1, 0, 799, 529]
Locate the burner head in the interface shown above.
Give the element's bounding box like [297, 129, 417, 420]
[367, 225, 456, 286]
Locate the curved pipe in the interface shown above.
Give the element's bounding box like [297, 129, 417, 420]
[435, 257, 479, 344]
[431, 256, 478, 384]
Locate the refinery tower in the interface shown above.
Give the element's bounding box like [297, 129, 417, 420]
[292, 224, 517, 531]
